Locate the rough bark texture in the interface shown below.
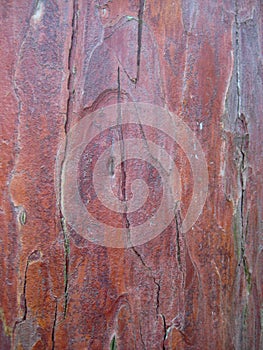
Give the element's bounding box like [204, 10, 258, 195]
[0, 0, 262, 349]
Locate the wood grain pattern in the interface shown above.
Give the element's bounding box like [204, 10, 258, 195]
[0, 0, 262, 349]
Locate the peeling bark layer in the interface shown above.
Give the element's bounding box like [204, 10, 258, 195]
[0, 1, 262, 349]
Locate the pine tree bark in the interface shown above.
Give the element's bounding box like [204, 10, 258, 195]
[0, 1, 262, 349]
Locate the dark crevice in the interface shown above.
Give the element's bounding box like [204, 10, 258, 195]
[235, 1, 245, 267]
[12, 264, 28, 340]
[21, 259, 29, 322]
[155, 277, 161, 315]
[235, 125, 249, 283]
[116, 56, 137, 84]
[19, 253, 36, 322]
[117, 66, 121, 104]
[131, 246, 160, 315]
[162, 313, 193, 347]
[234, 1, 245, 264]
[12, 251, 41, 338]
[61, 217, 70, 318]
[117, 67, 131, 241]
[114, 2, 145, 85]
[110, 334, 117, 350]
[139, 322, 146, 350]
[239, 140, 246, 264]
[234, 3, 254, 344]
[51, 299, 58, 350]
[136, 0, 145, 83]
[242, 255, 252, 293]
[235, 1, 248, 255]
[59, 0, 78, 318]
[234, 0, 241, 119]
[65, 0, 78, 128]
[161, 314, 167, 350]
[174, 208, 182, 270]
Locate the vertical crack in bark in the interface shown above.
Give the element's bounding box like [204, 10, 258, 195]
[12, 261, 29, 342]
[161, 314, 167, 350]
[235, 2, 245, 257]
[234, 2, 252, 344]
[234, 1, 244, 262]
[51, 299, 58, 350]
[9, 14, 35, 330]
[234, 0, 241, 119]
[59, 0, 78, 318]
[117, 67, 131, 246]
[139, 322, 146, 350]
[12, 251, 40, 338]
[117, 67, 127, 211]
[239, 131, 248, 272]
[234, 2, 250, 290]
[21, 259, 29, 322]
[136, 0, 145, 83]
[110, 334, 117, 350]
[131, 246, 161, 316]
[174, 207, 182, 270]
[117, 65, 161, 326]
[162, 316, 192, 348]
[117, 66, 121, 104]
[60, 217, 70, 318]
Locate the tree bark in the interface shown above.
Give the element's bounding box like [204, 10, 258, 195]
[0, 0, 262, 349]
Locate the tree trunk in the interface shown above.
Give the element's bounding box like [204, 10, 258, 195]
[1, 0, 262, 349]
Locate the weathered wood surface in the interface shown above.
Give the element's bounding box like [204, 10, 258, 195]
[0, 0, 262, 349]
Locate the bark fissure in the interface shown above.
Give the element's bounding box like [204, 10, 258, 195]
[136, 0, 145, 83]
[59, 0, 78, 318]
[21, 259, 29, 322]
[61, 217, 70, 318]
[234, 2, 244, 262]
[161, 313, 167, 350]
[234, 3, 251, 294]
[139, 322, 146, 350]
[234, 0, 241, 118]
[233, 3, 253, 346]
[117, 66, 131, 236]
[174, 210, 182, 270]
[12, 251, 37, 336]
[131, 246, 161, 316]
[51, 299, 58, 350]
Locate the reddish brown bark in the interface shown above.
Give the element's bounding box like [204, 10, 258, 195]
[0, 0, 262, 349]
